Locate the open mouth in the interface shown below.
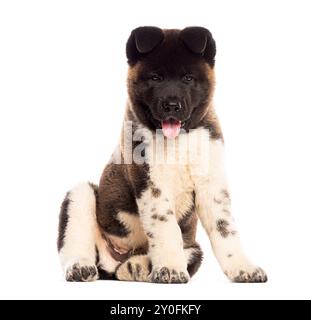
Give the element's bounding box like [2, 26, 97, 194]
[161, 118, 184, 139]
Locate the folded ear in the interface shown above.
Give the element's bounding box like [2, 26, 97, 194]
[126, 27, 164, 65]
[180, 27, 216, 66]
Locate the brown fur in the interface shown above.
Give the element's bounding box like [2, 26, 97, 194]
[199, 106, 223, 141]
[178, 205, 198, 247]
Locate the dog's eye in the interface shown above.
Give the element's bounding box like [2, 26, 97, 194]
[151, 75, 163, 82]
[182, 74, 194, 82]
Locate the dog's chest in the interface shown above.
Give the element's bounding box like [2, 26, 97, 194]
[144, 128, 210, 220]
[150, 164, 194, 220]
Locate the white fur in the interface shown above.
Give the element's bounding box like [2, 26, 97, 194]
[136, 128, 210, 276]
[95, 227, 120, 273]
[138, 186, 187, 271]
[59, 183, 98, 271]
[194, 139, 259, 280]
[137, 128, 260, 281]
[59, 183, 119, 275]
[60, 127, 262, 282]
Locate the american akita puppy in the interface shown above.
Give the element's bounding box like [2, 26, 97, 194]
[57, 26, 267, 284]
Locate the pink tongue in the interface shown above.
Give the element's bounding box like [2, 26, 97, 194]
[161, 119, 181, 139]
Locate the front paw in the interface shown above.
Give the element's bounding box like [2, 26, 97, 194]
[65, 262, 98, 282]
[226, 266, 267, 283]
[150, 267, 190, 284]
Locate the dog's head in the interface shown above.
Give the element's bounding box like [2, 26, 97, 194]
[126, 26, 216, 138]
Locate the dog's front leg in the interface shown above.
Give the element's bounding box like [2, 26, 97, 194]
[195, 139, 267, 282]
[137, 186, 189, 284]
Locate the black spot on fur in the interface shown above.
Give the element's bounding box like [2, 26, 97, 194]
[186, 243, 203, 277]
[167, 209, 174, 215]
[57, 192, 71, 252]
[158, 215, 168, 222]
[146, 232, 154, 238]
[151, 187, 161, 198]
[151, 213, 167, 221]
[227, 254, 233, 258]
[216, 219, 230, 238]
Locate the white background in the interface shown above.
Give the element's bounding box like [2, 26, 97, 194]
[0, 0, 310, 300]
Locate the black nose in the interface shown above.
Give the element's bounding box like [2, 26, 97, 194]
[162, 100, 182, 113]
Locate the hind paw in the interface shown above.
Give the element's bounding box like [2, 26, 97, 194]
[116, 255, 151, 282]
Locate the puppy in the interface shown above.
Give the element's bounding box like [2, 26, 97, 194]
[57, 26, 267, 283]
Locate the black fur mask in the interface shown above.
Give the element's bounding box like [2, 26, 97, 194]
[126, 26, 216, 137]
